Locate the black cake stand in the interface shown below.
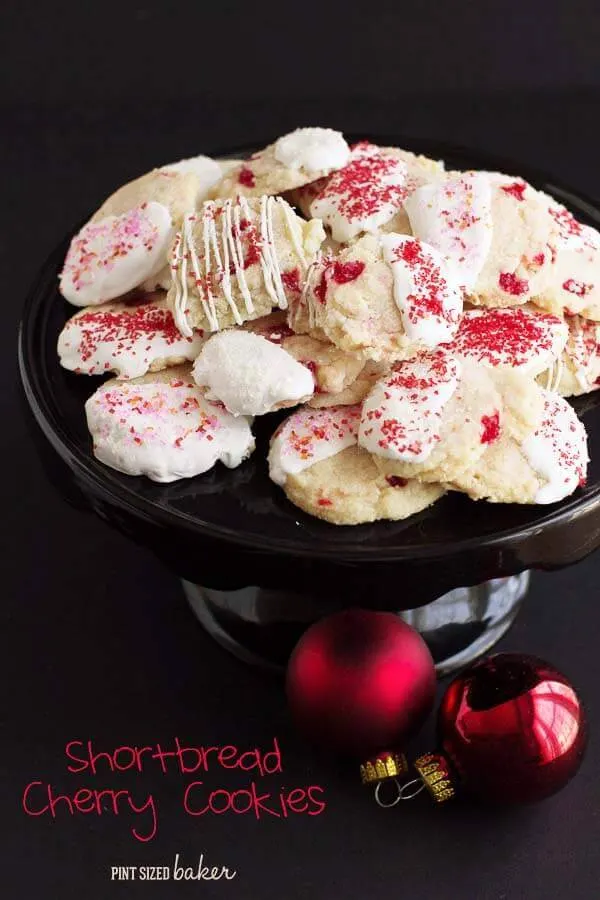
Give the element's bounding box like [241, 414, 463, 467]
[18, 138, 600, 676]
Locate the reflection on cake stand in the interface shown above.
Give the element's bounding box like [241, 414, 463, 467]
[182, 572, 530, 676]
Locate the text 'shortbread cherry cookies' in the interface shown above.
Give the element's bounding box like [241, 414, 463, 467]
[85, 367, 254, 482]
[443, 306, 568, 376]
[167, 196, 325, 336]
[451, 389, 589, 504]
[537, 200, 600, 320]
[214, 128, 351, 200]
[58, 292, 205, 379]
[60, 202, 173, 306]
[404, 171, 493, 290]
[465, 173, 559, 308]
[192, 330, 314, 416]
[268, 404, 444, 524]
[295, 234, 462, 361]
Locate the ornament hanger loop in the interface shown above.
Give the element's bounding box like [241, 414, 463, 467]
[374, 779, 403, 808]
[398, 778, 427, 800]
[374, 777, 426, 807]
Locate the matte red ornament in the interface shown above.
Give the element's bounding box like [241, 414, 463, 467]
[438, 653, 587, 804]
[286, 610, 436, 756]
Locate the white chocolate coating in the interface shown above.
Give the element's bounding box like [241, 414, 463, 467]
[273, 128, 350, 174]
[193, 330, 314, 416]
[404, 171, 493, 290]
[60, 202, 173, 306]
[359, 352, 461, 462]
[86, 373, 254, 482]
[380, 234, 462, 346]
[310, 142, 410, 242]
[58, 295, 205, 379]
[521, 391, 588, 503]
[268, 405, 361, 486]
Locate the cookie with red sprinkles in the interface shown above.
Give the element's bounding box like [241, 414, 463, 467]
[268, 404, 443, 524]
[58, 293, 205, 379]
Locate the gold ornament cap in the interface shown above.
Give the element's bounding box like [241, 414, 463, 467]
[360, 751, 408, 785]
[413, 752, 457, 804]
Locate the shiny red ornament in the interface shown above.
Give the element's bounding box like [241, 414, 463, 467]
[438, 653, 587, 804]
[286, 610, 436, 756]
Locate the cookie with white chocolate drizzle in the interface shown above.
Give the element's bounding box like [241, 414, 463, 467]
[167, 196, 325, 335]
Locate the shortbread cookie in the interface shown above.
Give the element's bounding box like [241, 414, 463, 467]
[463, 173, 558, 308]
[444, 306, 567, 376]
[307, 360, 387, 408]
[243, 315, 376, 405]
[295, 234, 462, 361]
[294, 141, 445, 243]
[539, 315, 600, 397]
[213, 128, 350, 199]
[360, 351, 543, 485]
[192, 330, 314, 416]
[60, 202, 174, 306]
[58, 293, 205, 379]
[161, 155, 223, 203]
[279, 334, 366, 395]
[167, 196, 325, 335]
[268, 405, 444, 524]
[85, 366, 254, 482]
[91, 167, 202, 226]
[536, 200, 600, 320]
[450, 390, 588, 504]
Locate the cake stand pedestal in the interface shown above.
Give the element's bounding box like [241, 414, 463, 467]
[183, 572, 530, 676]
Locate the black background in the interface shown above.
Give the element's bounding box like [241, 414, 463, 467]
[3, 2, 600, 898]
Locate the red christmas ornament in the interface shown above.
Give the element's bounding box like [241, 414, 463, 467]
[286, 610, 436, 756]
[430, 653, 587, 804]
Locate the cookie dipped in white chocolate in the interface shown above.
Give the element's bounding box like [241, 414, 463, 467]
[273, 128, 350, 173]
[60, 203, 173, 306]
[444, 307, 568, 376]
[310, 142, 410, 242]
[193, 330, 314, 416]
[269, 405, 361, 486]
[85, 367, 254, 482]
[404, 171, 493, 290]
[359, 351, 461, 463]
[380, 235, 463, 347]
[58, 294, 205, 379]
[521, 392, 588, 502]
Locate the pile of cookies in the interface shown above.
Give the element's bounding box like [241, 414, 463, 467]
[57, 128, 597, 525]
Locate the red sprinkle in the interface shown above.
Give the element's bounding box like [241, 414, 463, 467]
[238, 165, 256, 188]
[498, 272, 529, 296]
[480, 411, 500, 444]
[500, 181, 527, 201]
[332, 260, 365, 284]
[281, 268, 302, 294]
[314, 259, 365, 304]
[563, 278, 592, 298]
[317, 498, 333, 507]
[385, 475, 408, 487]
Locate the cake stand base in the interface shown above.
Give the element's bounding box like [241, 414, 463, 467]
[183, 571, 530, 677]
